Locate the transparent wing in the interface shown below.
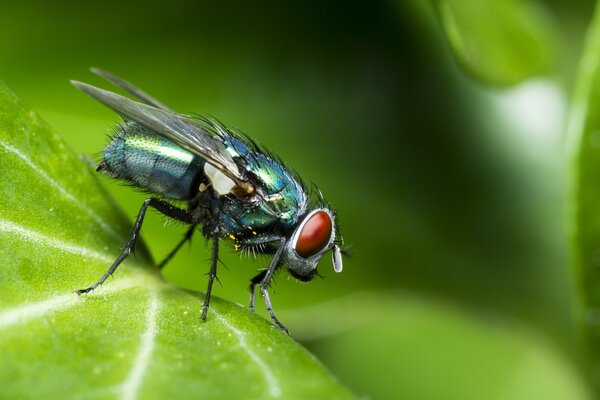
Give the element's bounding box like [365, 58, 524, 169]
[90, 67, 173, 111]
[72, 81, 253, 193]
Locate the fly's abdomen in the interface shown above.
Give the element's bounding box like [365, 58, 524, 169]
[99, 122, 204, 200]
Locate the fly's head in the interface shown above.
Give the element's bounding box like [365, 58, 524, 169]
[282, 208, 343, 281]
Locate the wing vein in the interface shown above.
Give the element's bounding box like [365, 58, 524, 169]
[71, 81, 253, 193]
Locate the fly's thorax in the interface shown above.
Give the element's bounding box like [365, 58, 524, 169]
[217, 197, 278, 240]
[250, 160, 307, 224]
[211, 134, 309, 235]
[99, 121, 204, 200]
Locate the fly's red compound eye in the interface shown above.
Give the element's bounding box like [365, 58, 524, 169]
[295, 210, 333, 258]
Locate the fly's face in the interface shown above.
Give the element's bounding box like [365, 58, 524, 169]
[283, 208, 343, 281]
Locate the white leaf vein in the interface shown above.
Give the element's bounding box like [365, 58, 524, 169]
[0, 217, 114, 264]
[0, 140, 121, 240]
[0, 278, 139, 329]
[213, 308, 282, 398]
[121, 291, 159, 400]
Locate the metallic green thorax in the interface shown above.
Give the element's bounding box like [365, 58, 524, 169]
[218, 135, 308, 237]
[99, 122, 203, 200]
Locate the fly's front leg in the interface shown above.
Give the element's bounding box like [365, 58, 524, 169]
[241, 234, 283, 313]
[201, 229, 220, 320]
[76, 198, 195, 295]
[249, 270, 267, 312]
[260, 240, 288, 334]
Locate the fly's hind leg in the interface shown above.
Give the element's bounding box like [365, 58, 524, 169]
[157, 224, 197, 270]
[76, 198, 195, 295]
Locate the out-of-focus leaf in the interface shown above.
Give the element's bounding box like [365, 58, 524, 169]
[283, 292, 593, 400]
[567, 2, 600, 395]
[0, 80, 355, 400]
[434, 0, 555, 86]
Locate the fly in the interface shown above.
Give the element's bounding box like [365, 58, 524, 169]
[72, 68, 345, 334]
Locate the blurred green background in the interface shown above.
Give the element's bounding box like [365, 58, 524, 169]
[1, 0, 597, 398]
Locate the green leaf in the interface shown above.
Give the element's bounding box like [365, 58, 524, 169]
[433, 0, 555, 86]
[0, 81, 354, 399]
[568, 2, 600, 395]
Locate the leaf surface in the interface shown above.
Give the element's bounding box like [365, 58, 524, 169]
[568, 2, 600, 395]
[434, 0, 555, 86]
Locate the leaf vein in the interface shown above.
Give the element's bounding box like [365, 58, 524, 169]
[0, 140, 121, 240]
[0, 217, 115, 263]
[121, 290, 159, 400]
[0, 278, 140, 329]
[212, 308, 282, 398]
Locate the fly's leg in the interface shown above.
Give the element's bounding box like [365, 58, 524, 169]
[76, 198, 195, 295]
[249, 270, 267, 312]
[239, 235, 284, 312]
[260, 240, 288, 334]
[157, 224, 197, 270]
[201, 229, 220, 320]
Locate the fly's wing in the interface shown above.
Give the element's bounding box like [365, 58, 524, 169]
[72, 81, 253, 193]
[90, 67, 173, 111]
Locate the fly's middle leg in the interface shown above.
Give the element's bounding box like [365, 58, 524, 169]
[201, 229, 220, 320]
